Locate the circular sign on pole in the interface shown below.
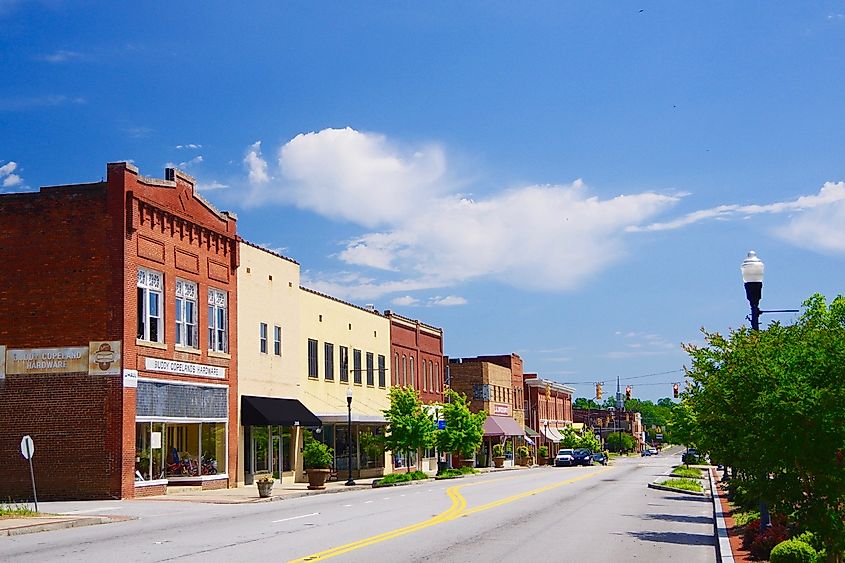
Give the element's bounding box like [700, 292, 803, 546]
[20, 435, 34, 460]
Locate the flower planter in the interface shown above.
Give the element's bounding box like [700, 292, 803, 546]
[493, 456, 506, 468]
[537, 457, 548, 466]
[307, 468, 331, 490]
[257, 480, 274, 498]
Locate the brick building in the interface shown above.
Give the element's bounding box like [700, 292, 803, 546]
[523, 374, 574, 454]
[447, 354, 527, 467]
[0, 162, 239, 500]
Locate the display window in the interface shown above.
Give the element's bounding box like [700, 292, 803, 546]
[135, 421, 226, 481]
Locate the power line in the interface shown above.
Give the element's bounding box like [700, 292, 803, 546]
[561, 368, 685, 386]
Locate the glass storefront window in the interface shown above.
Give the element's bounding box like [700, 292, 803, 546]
[136, 422, 151, 480]
[201, 422, 225, 475]
[359, 426, 385, 469]
[252, 426, 270, 473]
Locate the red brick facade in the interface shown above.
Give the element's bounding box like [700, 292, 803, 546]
[0, 162, 239, 500]
[383, 311, 444, 404]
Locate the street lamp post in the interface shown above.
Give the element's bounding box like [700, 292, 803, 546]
[345, 387, 356, 486]
[740, 250, 797, 531]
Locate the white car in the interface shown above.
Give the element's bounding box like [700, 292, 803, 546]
[554, 448, 574, 467]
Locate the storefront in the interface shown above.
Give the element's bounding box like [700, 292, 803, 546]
[241, 395, 322, 484]
[134, 379, 230, 493]
[315, 415, 388, 478]
[480, 415, 526, 467]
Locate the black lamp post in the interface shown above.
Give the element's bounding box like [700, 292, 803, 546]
[740, 250, 797, 531]
[345, 387, 356, 486]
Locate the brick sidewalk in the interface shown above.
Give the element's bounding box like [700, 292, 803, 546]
[711, 468, 753, 563]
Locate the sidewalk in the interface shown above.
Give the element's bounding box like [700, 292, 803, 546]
[0, 514, 131, 537]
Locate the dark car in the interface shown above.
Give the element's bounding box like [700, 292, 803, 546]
[572, 448, 593, 466]
[682, 448, 699, 464]
[592, 452, 608, 466]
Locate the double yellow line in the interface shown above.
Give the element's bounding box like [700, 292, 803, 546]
[288, 468, 607, 562]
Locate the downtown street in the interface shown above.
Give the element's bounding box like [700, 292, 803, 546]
[1, 450, 715, 563]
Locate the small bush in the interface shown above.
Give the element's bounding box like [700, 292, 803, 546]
[492, 444, 504, 457]
[750, 527, 791, 561]
[0, 502, 36, 517]
[671, 466, 703, 479]
[769, 539, 818, 563]
[657, 478, 703, 493]
[732, 510, 760, 528]
[516, 445, 530, 458]
[434, 467, 478, 480]
[538, 445, 549, 458]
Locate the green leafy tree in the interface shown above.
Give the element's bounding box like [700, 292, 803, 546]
[605, 432, 635, 453]
[573, 397, 600, 409]
[382, 387, 435, 473]
[683, 294, 845, 559]
[436, 388, 486, 461]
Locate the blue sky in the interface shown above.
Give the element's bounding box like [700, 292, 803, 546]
[3, 2, 844, 402]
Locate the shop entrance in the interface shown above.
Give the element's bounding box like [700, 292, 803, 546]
[249, 425, 293, 479]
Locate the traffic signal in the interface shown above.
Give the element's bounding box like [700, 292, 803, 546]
[596, 382, 603, 400]
[625, 385, 632, 400]
[673, 382, 680, 398]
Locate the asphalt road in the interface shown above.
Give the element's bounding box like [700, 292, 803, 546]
[1, 449, 714, 562]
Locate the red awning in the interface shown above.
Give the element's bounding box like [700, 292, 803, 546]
[483, 415, 526, 437]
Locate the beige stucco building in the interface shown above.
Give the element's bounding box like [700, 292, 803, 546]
[299, 287, 393, 478]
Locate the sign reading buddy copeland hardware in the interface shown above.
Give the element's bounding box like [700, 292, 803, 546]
[144, 357, 225, 378]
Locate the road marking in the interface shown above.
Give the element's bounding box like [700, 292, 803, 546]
[273, 512, 320, 523]
[59, 507, 123, 514]
[343, 505, 352, 508]
[364, 500, 373, 504]
[287, 472, 601, 563]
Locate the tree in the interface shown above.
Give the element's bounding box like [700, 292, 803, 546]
[573, 397, 599, 409]
[683, 294, 845, 560]
[605, 432, 635, 453]
[436, 388, 486, 461]
[382, 387, 435, 473]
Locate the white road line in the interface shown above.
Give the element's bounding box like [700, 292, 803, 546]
[272, 512, 320, 523]
[382, 497, 390, 500]
[60, 507, 123, 514]
[343, 504, 352, 507]
[364, 500, 374, 504]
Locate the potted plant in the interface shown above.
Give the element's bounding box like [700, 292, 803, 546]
[538, 445, 549, 466]
[255, 473, 274, 498]
[516, 445, 531, 466]
[492, 443, 506, 468]
[303, 438, 334, 490]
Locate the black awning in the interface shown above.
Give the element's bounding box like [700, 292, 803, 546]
[241, 396, 322, 427]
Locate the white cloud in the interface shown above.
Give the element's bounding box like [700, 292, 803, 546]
[776, 198, 845, 253]
[631, 181, 845, 233]
[37, 50, 84, 63]
[196, 180, 228, 192]
[391, 295, 420, 306]
[0, 160, 24, 190]
[176, 144, 202, 150]
[242, 128, 682, 297]
[244, 141, 270, 186]
[179, 155, 203, 168]
[429, 295, 467, 306]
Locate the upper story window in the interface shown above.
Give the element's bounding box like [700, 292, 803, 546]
[366, 352, 374, 386]
[402, 355, 407, 387]
[259, 322, 268, 354]
[409, 356, 415, 388]
[308, 339, 318, 379]
[208, 288, 228, 353]
[378, 354, 386, 388]
[339, 346, 349, 383]
[353, 349, 362, 385]
[175, 280, 198, 348]
[274, 325, 282, 356]
[137, 268, 163, 343]
[325, 342, 334, 381]
[394, 353, 400, 386]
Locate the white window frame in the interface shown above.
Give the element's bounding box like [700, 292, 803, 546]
[137, 268, 163, 343]
[259, 322, 268, 354]
[273, 325, 282, 356]
[175, 279, 198, 348]
[208, 288, 228, 353]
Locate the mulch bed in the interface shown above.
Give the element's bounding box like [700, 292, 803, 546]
[712, 468, 755, 562]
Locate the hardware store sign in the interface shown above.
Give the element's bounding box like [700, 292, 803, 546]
[144, 357, 225, 379]
[6, 346, 89, 375]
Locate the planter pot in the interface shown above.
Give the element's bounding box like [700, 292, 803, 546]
[307, 468, 331, 490]
[461, 459, 476, 469]
[257, 480, 274, 498]
[493, 456, 506, 468]
[537, 457, 548, 466]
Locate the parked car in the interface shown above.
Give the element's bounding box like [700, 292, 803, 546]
[641, 449, 653, 457]
[592, 452, 608, 466]
[682, 448, 699, 464]
[572, 448, 593, 466]
[647, 447, 658, 456]
[554, 448, 575, 467]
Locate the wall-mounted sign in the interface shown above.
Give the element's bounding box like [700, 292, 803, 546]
[0, 345, 5, 379]
[150, 432, 162, 449]
[89, 341, 121, 375]
[144, 357, 226, 379]
[493, 403, 510, 416]
[123, 369, 138, 388]
[6, 346, 89, 375]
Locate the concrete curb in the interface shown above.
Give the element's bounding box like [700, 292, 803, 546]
[0, 515, 119, 537]
[710, 468, 735, 562]
[647, 481, 708, 496]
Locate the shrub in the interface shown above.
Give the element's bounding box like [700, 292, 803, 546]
[434, 466, 478, 480]
[516, 445, 530, 458]
[538, 445, 549, 458]
[741, 515, 788, 552]
[671, 466, 703, 479]
[769, 539, 818, 563]
[732, 510, 760, 528]
[492, 444, 505, 457]
[750, 527, 791, 561]
[656, 478, 703, 493]
[303, 439, 334, 469]
[0, 502, 36, 517]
